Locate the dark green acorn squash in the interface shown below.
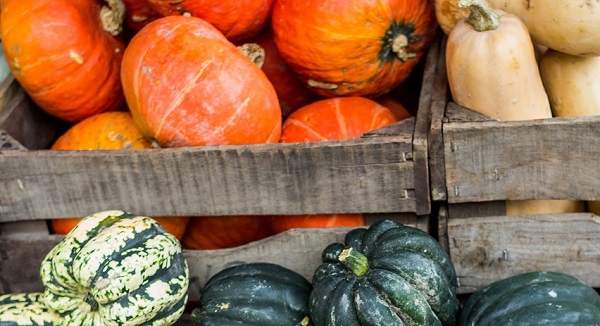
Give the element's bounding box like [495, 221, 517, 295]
[191, 262, 312, 326]
[0, 293, 60, 326]
[309, 219, 459, 326]
[459, 271, 600, 325]
[40, 210, 189, 325]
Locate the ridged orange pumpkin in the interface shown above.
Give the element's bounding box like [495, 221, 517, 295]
[271, 0, 438, 98]
[121, 16, 282, 147]
[0, 0, 126, 122]
[145, 0, 274, 42]
[182, 216, 274, 250]
[241, 28, 320, 119]
[273, 97, 399, 232]
[50, 111, 191, 239]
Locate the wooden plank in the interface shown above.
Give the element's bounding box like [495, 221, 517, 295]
[447, 201, 506, 219]
[0, 86, 60, 150]
[444, 115, 600, 203]
[0, 133, 415, 221]
[447, 213, 600, 294]
[411, 32, 441, 216]
[428, 35, 450, 202]
[444, 102, 497, 123]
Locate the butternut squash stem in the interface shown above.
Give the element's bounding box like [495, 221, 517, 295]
[458, 0, 500, 32]
[101, 0, 126, 36]
[338, 247, 369, 277]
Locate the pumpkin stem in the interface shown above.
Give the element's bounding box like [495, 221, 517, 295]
[101, 0, 126, 36]
[83, 293, 100, 312]
[458, 0, 500, 32]
[237, 43, 265, 69]
[392, 34, 416, 61]
[338, 248, 369, 277]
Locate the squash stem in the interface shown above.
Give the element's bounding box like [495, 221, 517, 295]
[458, 0, 500, 32]
[338, 248, 369, 277]
[83, 293, 99, 312]
[101, 0, 125, 36]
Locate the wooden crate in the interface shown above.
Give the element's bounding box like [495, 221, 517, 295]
[0, 36, 446, 312]
[432, 39, 600, 294]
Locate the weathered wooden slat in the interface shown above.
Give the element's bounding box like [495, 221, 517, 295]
[428, 35, 451, 202]
[0, 133, 415, 221]
[447, 213, 600, 294]
[444, 115, 600, 203]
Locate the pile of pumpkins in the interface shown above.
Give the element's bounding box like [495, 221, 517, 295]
[1, 0, 600, 324]
[2, 210, 599, 325]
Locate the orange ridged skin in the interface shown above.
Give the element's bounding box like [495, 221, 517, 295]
[242, 28, 320, 119]
[271, 0, 437, 97]
[182, 216, 274, 250]
[273, 97, 398, 232]
[0, 0, 125, 122]
[50, 111, 191, 239]
[121, 16, 282, 147]
[146, 0, 274, 42]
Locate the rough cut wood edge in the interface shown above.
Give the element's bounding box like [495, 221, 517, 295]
[447, 213, 600, 294]
[0, 218, 429, 300]
[444, 115, 600, 203]
[428, 35, 450, 202]
[0, 86, 60, 150]
[444, 102, 498, 123]
[412, 32, 441, 216]
[0, 133, 415, 221]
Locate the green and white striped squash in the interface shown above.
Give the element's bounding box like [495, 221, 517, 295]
[309, 219, 460, 325]
[39, 210, 189, 326]
[0, 292, 60, 325]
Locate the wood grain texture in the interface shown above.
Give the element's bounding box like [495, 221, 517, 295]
[0, 134, 415, 221]
[444, 115, 600, 203]
[447, 213, 600, 294]
[428, 35, 450, 202]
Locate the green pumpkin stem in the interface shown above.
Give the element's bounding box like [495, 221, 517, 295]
[458, 0, 500, 32]
[83, 293, 99, 312]
[338, 248, 369, 277]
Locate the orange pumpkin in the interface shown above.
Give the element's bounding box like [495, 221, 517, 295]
[182, 216, 274, 250]
[121, 16, 282, 147]
[271, 0, 438, 97]
[241, 28, 320, 119]
[270, 214, 366, 234]
[273, 97, 399, 232]
[145, 0, 274, 42]
[50, 111, 191, 239]
[0, 0, 126, 122]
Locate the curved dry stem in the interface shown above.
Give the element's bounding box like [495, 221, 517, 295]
[101, 0, 125, 36]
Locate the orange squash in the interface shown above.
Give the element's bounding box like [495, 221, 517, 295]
[241, 28, 320, 119]
[271, 0, 438, 98]
[121, 16, 282, 147]
[145, 0, 274, 42]
[0, 0, 125, 122]
[273, 97, 398, 232]
[50, 111, 191, 239]
[182, 216, 274, 250]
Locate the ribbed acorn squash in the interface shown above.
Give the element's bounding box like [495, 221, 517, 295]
[459, 271, 600, 325]
[0, 292, 60, 325]
[40, 210, 189, 325]
[191, 262, 312, 325]
[309, 219, 460, 325]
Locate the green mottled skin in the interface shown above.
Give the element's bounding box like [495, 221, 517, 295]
[0, 292, 60, 325]
[39, 210, 189, 326]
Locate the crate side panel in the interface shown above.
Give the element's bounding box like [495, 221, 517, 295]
[447, 213, 600, 294]
[444, 116, 600, 203]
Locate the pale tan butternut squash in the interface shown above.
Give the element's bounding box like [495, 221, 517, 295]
[436, 0, 600, 56]
[540, 49, 600, 117]
[447, 0, 583, 216]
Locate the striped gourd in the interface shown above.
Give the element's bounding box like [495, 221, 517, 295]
[0, 292, 60, 325]
[39, 210, 189, 326]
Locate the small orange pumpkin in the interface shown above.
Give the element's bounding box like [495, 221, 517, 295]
[1, 0, 126, 122]
[182, 216, 274, 250]
[273, 97, 399, 232]
[145, 0, 274, 42]
[50, 111, 191, 239]
[271, 0, 438, 97]
[121, 16, 282, 147]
